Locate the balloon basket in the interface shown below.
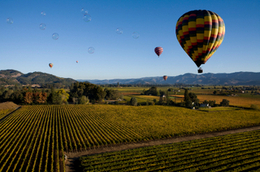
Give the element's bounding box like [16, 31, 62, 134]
[198, 68, 203, 73]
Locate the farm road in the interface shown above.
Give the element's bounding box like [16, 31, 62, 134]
[65, 125, 260, 172]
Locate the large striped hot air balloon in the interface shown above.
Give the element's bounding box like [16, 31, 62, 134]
[154, 47, 163, 57]
[176, 10, 225, 73]
[49, 63, 53, 68]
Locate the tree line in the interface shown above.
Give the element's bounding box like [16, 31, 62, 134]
[0, 82, 121, 105]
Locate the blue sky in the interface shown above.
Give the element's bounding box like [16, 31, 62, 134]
[0, 0, 259, 80]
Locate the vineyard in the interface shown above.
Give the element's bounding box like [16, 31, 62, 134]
[1, 104, 260, 171]
[0, 109, 13, 120]
[0, 105, 142, 172]
[79, 130, 260, 171]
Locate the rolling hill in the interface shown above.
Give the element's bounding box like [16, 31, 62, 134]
[0, 69, 76, 87]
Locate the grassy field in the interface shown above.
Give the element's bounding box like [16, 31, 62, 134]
[1, 104, 260, 171]
[79, 130, 260, 171]
[115, 86, 260, 108]
[196, 95, 260, 107]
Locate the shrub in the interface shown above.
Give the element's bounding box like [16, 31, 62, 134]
[169, 100, 175, 105]
[149, 101, 155, 105]
[250, 104, 260, 111]
[130, 97, 137, 106]
[209, 100, 216, 107]
[203, 100, 209, 104]
[180, 101, 185, 107]
[220, 99, 229, 106]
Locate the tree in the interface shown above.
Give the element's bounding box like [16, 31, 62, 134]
[213, 90, 217, 95]
[194, 98, 200, 108]
[159, 90, 165, 97]
[24, 92, 33, 104]
[47, 88, 64, 104]
[79, 96, 89, 104]
[93, 86, 106, 102]
[72, 97, 78, 104]
[33, 92, 40, 104]
[10, 90, 23, 104]
[0, 86, 5, 95]
[130, 97, 137, 106]
[185, 99, 193, 108]
[57, 89, 69, 104]
[52, 92, 63, 104]
[209, 100, 216, 107]
[166, 91, 169, 105]
[168, 88, 173, 92]
[105, 89, 120, 100]
[188, 92, 197, 102]
[184, 89, 190, 102]
[203, 100, 209, 104]
[144, 87, 158, 96]
[69, 82, 106, 103]
[41, 92, 48, 104]
[220, 99, 229, 106]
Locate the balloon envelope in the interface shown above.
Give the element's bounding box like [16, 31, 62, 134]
[76, 61, 78, 63]
[49, 63, 53, 68]
[154, 47, 163, 57]
[163, 75, 168, 80]
[176, 10, 225, 67]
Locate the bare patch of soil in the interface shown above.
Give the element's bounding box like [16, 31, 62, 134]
[0, 101, 20, 110]
[65, 125, 260, 172]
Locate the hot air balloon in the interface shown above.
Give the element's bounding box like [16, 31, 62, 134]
[163, 75, 168, 80]
[49, 63, 53, 68]
[154, 47, 163, 57]
[76, 61, 78, 63]
[176, 10, 225, 73]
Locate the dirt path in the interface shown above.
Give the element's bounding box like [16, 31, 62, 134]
[65, 125, 260, 172]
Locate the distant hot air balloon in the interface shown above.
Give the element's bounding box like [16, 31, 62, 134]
[176, 10, 225, 73]
[163, 75, 168, 80]
[154, 47, 163, 57]
[49, 63, 53, 68]
[76, 61, 78, 63]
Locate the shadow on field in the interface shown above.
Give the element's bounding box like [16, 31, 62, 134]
[0, 106, 21, 122]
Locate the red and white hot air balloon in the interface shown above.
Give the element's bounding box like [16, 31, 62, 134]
[49, 63, 53, 68]
[154, 47, 163, 57]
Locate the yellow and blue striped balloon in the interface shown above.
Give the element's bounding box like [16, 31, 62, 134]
[176, 10, 225, 69]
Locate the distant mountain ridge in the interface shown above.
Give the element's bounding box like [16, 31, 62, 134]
[1, 70, 260, 86]
[83, 72, 260, 85]
[0, 69, 76, 87]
